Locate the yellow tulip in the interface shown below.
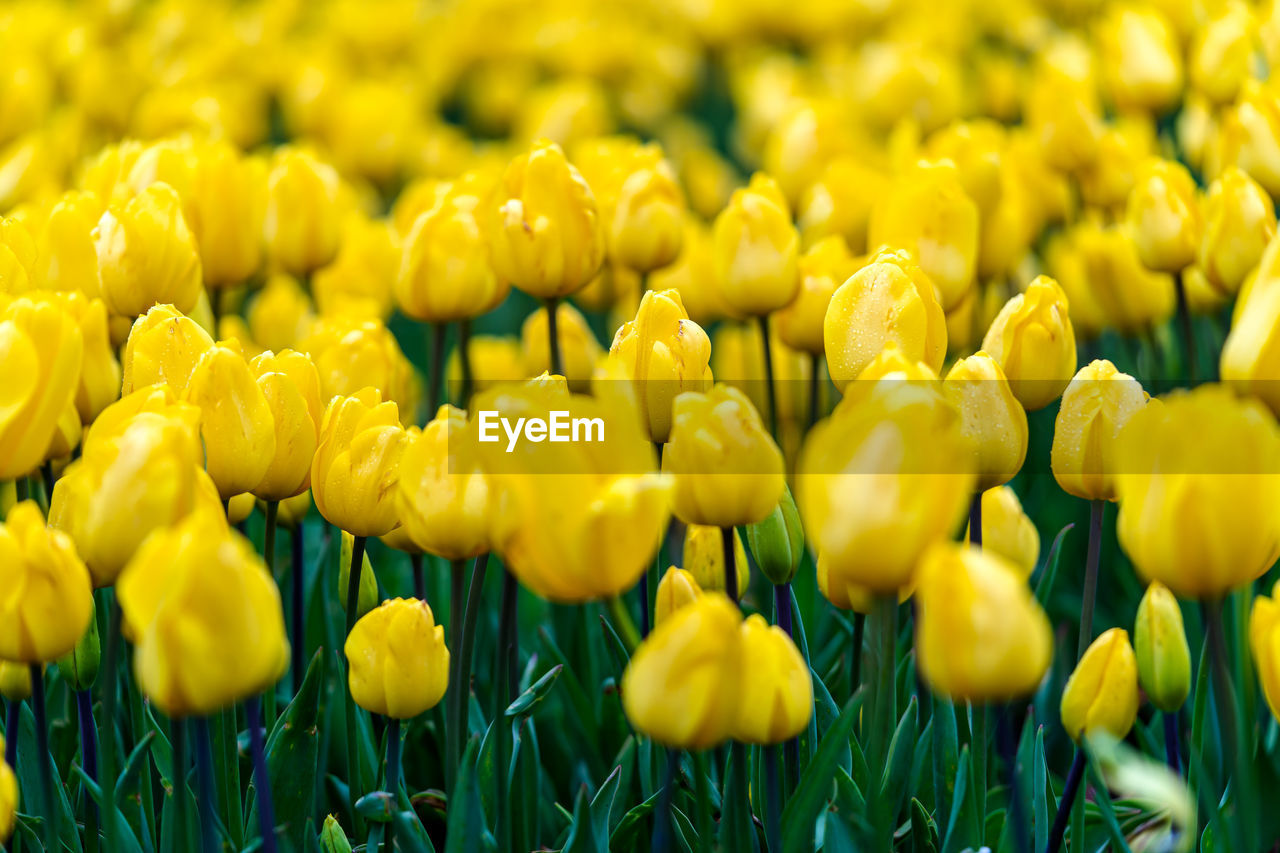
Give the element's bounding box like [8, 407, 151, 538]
[1200, 167, 1275, 296]
[1223, 239, 1280, 415]
[311, 387, 409, 538]
[1125, 159, 1203, 274]
[95, 183, 202, 318]
[733, 614, 812, 744]
[915, 543, 1052, 702]
[816, 553, 913, 615]
[1071, 219, 1177, 334]
[81, 385, 199, 458]
[521, 302, 603, 393]
[248, 274, 315, 354]
[654, 566, 702, 626]
[1097, 4, 1183, 114]
[264, 148, 344, 276]
[867, 161, 979, 310]
[0, 501, 94, 663]
[797, 157, 885, 255]
[184, 141, 267, 287]
[1135, 581, 1191, 712]
[824, 249, 947, 390]
[662, 385, 785, 528]
[1191, 4, 1256, 105]
[445, 335, 526, 393]
[1250, 583, 1280, 722]
[0, 295, 84, 478]
[610, 147, 685, 274]
[50, 292, 120, 424]
[944, 352, 1028, 491]
[609, 289, 713, 443]
[683, 524, 749, 600]
[396, 407, 491, 560]
[346, 598, 449, 719]
[1061, 628, 1140, 742]
[1026, 46, 1103, 173]
[32, 191, 103, 298]
[121, 303, 215, 396]
[775, 235, 858, 356]
[226, 493, 255, 525]
[1214, 80, 1280, 198]
[1116, 386, 1280, 599]
[250, 349, 323, 501]
[648, 217, 734, 326]
[711, 322, 812, 430]
[396, 197, 507, 324]
[183, 344, 277, 500]
[0, 218, 35, 294]
[1052, 360, 1149, 502]
[118, 509, 288, 717]
[0, 662, 31, 701]
[274, 491, 312, 529]
[712, 172, 800, 316]
[621, 593, 741, 750]
[302, 318, 418, 422]
[0, 732, 14, 843]
[981, 275, 1077, 411]
[964, 487, 1040, 579]
[486, 140, 605, 300]
[312, 214, 397, 321]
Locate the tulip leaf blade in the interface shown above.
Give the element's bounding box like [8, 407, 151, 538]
[445, 736, 497, 853]
[354, 791, 396, 823]
[1033, 727, 1049, 853]
[560, 784, 602, 853]
[780, 689, 862, 853]
[505, 663, 564, 717]
[940, 746, 977, 853]
[391, 809, 438, 853]
[931, 695, 958, 827]
[607, 788, 661, 849]
[1033, 523, 1074, 604]
[250, 649, 325, 850]
[13, 701, 83, 853]
[879, 695, 918, 821]
[909, 797, 938, 853]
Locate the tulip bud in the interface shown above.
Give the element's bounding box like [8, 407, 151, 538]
[916, 543, 1052, 702]
[1215, 80, 1280, 198]
[621, 593, 741, 750]
[0, 501, 95, 663]
[520, 302, 604, 393]
[312, 214, 398, 322]
[1115, 386, 1280, 599]
[610, 147, 685, 273]
[868, 161, 979, 310]
[185, 141, 267, 287]
[745, 484, 803, 586]
[250, 350, 323, 501]
[303, 319, 418, 420]
[248, 274, 315, 354]
[733, 614, 812, 744]
[1051, 360, 1148, 502]
[663, 385, 785, 528]
[654, 566, 702, 626]
[816, 553, 913, 614]
[56, 597, 101, 691]
[824, 249, 948, 390]
[1190, 4, 1255, 106]
[0, 662, 31, 701]
[312, 388, 409, 538]
[711, 172, 800, 316]
[95, 183, 203, 318]
[320, 815, 352, 853]
[346, 598, 449, 718]
[264, 148, 344, 276]
[275, 491, 312, 529]
[775, 235, 858, 356]
[964, 487, 1039, 578]
[396, 407, 491, 561]
[0, 296, 84, 479]
[944, 352, 1028, 491]
[1135, 582, 1191, 712]
[609, 289, 713, 443]
[486, 140, 605, 299]
[1125, 159, 1203, 274]
[1097, 4, 1183, 114]
[32, 191, 103, 299]
[396, 198, 507, 324]
[0, 732, 14, 843]
[797, 157, 885, 254]
[981, 275, 1077, 411]
[121, 304, 216, 395]
[1199, 167, 1276, 296]
[649, 217, 733, 326]
[1223, 239, 1280, 416]
[184, 345, 277, 500]
[445, 334, 526, 393]
[1061, 628, 1140, 743]
[683, 524, 749, 599]
[50, 292, 121, 425]
[1070, 219, 1177, 334]
[1251, 584, 1280, 723]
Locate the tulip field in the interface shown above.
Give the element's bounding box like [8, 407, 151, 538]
[7, 1, 1280, 852]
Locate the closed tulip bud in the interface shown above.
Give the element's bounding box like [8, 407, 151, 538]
[446, 335, 526, 393]
[118, 509, 289, 716]
[964, 487, 1040, 578]
[1135, 581, 1191, 712]
[396, 202, 506, 324]
[817, 553, 913, 614]
[609, 289, 713, 442]
[1052, 360, 1148, 502]
[0, 296, 84, 478]
[945, 352, 1028, 490]
[275, 490, 311, 529]
[311, 215, 397, 322]
[610, 150, 685, 274]
[396, 407, 491, 560]
[227, 493, 255, 525]
[0, 662, 31, 701]
[303, 318, 419, 423]
[1116, 386, 1280, 599]
[51, 412, 222, 587]
[346, 598, 448, 718]
[249, 274, 315, 354]
[0, 734, 14, 842]
[1199, 167, 1276, 296]
[183, 345, 276, 500]
[654, 566, 702, 626]
[55, 596, 101, 691]
[320, 815, 352, 853]
[95, 183, 202, 318]
[621, 593, 741, 749]
[121, 304, 215, 395]
[186, 142, 266, 287]
[264, 148, 344, 276]
[312, 388, 408, 538]
[712, 172, 800, 316]
[745, 484, 803, 586]
[797, 157, 885, 254]
[486, 140, 605, 299]
[520, 302, 604, 393]
[1250, 585, 1280, 722]
[683, 524, 749, 599]
[1190, 4, 1255, 106]
[82, 385, 200, 457]
[0, 501, 94, 663]
[1223, 238, 1280, 414]
[1061, 628, 1140, 742]
[663, 385, 785, 527]
[649, 217, 734, 325]
[33, 191, 104, 299]
[1097, 4, 1183, 114]
[0, 218, 35, 294]
[1215, 80, 1280, 198]
[733, 614, 812, 744]
[775, 236, 858, 356]
[338, 531, 381, 620]
[981, 275, 1077, 411]
[55, 293, 120, 424]
[824, 249, 948, 390]
[250, 350, 323, 501]
[1071, 219, 1177, 333]
[868, 161, 979, 310]
[916, 543, 1052, 702]
[1125, 159, 1203, 273]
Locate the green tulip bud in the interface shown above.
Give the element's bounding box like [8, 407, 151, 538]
[319, 814, 353, 853]
[1134, 581, 1191, 712]
[339, 532, 380, 619]
[56, 597, 102, 691]
[745, 484, 804, 586]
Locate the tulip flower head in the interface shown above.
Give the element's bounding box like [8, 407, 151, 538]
[654, 566, 702, 626]
[312, 387, 409, 539]
[520, 301, 604, 392]
[0, 735, 14, 843]
[683, 523, 749, 599]
[1060, 628, 1140, 743]
[184, 343, 277, 500]
[1250, 582, 1280, 723]
[981, 275, 1077, 411]
[733, 614, 812, 744]
[1052, 360, 1149, 502]
[264, 148, 344, 276]
[95, 182, 203, 317]
[1135, 581, 1191, 713]
[395, 406, 492, 560]
[1125, 159, 1203, 274]
[1199, 167, 1275, 296]
[712, 172, 800, 316]
[249, 349, 323, 501]
[775, 234, 858, 356]
[346, 597, 449, 719]
[944, 351, 1028, 491]
[121, 303, 215, 396]
[396, 188, 507, 323]
[963, 486, 1040, 577]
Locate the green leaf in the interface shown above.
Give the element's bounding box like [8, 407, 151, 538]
[909, 798, 938, 853]
[14, 702, 82, 853]
[446, 737, 497, 853]
[391, 810, 438, 853]
[1033, 523, 1074, 604]
[505, 664, 564, 717]
[561, 785, 602, 853]
[781, 690, 863, 853]
[355, 791, 396, 823]
[720, 744, 756, 852]
[941, 747, 977, 853]
[1033, 727, 1049, 853]
[931, 696, 958, 825]
[879, 695, 918, 825]
[609, 788, 661, 849]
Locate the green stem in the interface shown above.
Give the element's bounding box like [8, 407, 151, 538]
[1205, 597, 1255, 852]
[456, 553, 489, 746]
[869, 595, 898, 844]
[446, 560, 465, 798]
[30, 664, 56, 853]
[172, 718, 188, 851]
[653, 748, 677, 852]
[494, 568, 518, 853]
[411, 553, 425, 600]
[764, 745, 782, 853]
[807, 352, 821, 431]
[758, 314, 778, 439]
[290, 524, 305, 695]
[99, 598, 122, 849]
[546, 298, 563, 377]
[1175, 270, 1197, 384]
[850, 612, 865, 699]
[606, 595, 641, 654]
[344, 535, 368, 835]
[383, 717, 402, 853]
[245, 697, 277, 853]
[1077, 500, 1104, 661]
[428, 322, 446, 414]
[76, 689, 100, 853]
[263, 500, 279, 726]
[193, 717, 219, 853]
[721, 526, 738, 603]
[693, 751, 712, 853]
